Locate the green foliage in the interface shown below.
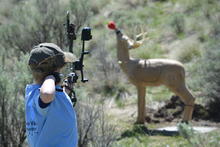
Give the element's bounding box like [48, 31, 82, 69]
[69, 0, 92, 31]
[175, 42, 201, 63]
[113, 136, 149, 147]
[170, 13, 185, 35]
[187, 40, 220, 116]
[199, 42, 220, 120]
[114, 125, 150, 147]
[0, 0, 65, 56]
[1, 0, 220, 146]
[75, 97, 117, 147]
[0, 53, 31, 146]
[147, 86, 173, 102]
[131, 42, 166, 59]
[178, 123, 220, 147]
[0, 0, 93, 146]
[178, 123, 195, 143]
[0, 0, 92, 58]
[114, 85, 130, 108]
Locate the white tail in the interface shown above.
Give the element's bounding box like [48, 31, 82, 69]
[114, 29, 195, 124]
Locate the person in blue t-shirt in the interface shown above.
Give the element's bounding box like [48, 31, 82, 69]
[25, 43, 78, 147]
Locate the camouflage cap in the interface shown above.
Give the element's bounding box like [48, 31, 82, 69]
[28, 43, 76, 73]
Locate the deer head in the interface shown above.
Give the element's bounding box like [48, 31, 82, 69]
[115, 29, 147, 50]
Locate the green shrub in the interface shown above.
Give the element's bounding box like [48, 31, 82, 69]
[188, 40, 220, 119]
[0, 54, 31, 147]
[170, 13, 185, 35]
[178, 123, 220, 147]
[199, 42, 220, 121]
[131, 41, 166, 59]
[0, 0, 92, 58]
[176, 42, 201, 63]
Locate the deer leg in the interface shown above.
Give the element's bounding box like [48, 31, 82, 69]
[170, 85, 195, 121]
[179, 86, 195, 121]
[136, 86, 146, 124]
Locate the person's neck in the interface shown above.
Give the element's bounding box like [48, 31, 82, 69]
[34, 80, 42, 85]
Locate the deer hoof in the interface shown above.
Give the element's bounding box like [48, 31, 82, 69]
[134, 120, 145, 125]
[180, 120, 189, 124]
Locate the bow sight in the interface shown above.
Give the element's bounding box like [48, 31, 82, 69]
[65, 11, 92, 106]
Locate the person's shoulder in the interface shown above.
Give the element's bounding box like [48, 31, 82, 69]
[25, 84, 41, 100]
[26, 84, 41, 91]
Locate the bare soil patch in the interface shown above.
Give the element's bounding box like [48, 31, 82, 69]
[145, 96, 220, 127]
[107, 95, 220, 128]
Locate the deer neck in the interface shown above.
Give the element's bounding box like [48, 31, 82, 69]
[117, 43, 130, 63]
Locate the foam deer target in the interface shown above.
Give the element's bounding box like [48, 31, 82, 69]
[108, 21, 195, 124]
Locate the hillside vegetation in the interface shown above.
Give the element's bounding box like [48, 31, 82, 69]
[0, 0, 220, 146]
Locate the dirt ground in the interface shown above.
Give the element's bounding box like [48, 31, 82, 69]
[107, 95, 220, 128]
[145, 96, 220, 127]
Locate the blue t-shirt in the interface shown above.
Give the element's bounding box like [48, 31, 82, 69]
[25, 84, 78, 147]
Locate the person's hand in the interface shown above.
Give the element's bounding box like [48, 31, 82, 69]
[40, 75, 56, 103]
[49, 72, 63, 85]
[62, 79, 74, 95]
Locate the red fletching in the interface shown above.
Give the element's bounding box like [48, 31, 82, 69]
[108, 21, 116, 30]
